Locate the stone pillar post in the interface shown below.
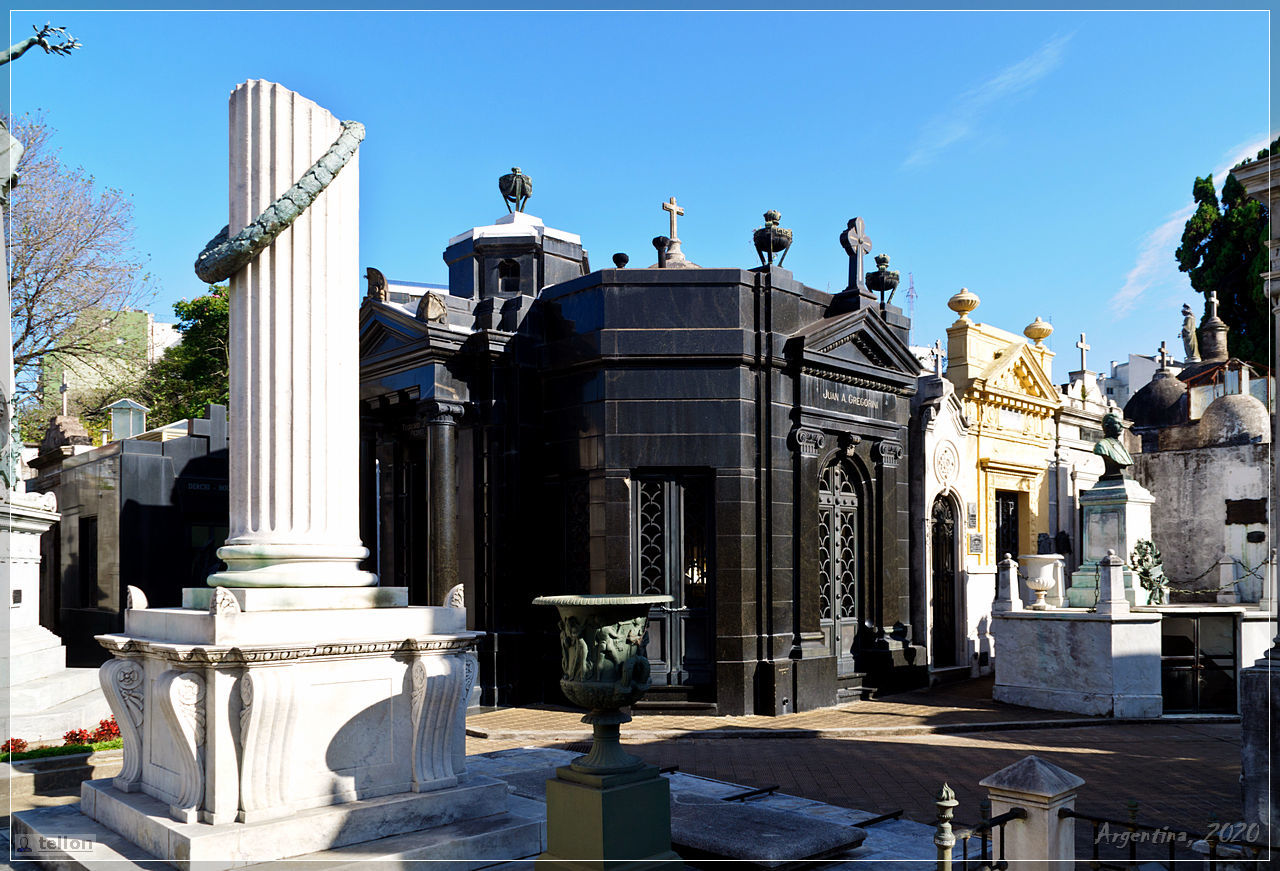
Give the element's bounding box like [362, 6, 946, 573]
[210, 80, 373, 588]
[992, 553, 1022, 613]
[1216, 554, 1240, 603]
[1094, 550, 1128, 616]
[426, 401, 465, 607]
[979, 755, 1083, 871]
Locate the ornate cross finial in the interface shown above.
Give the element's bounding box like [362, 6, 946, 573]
[662, 197, 684, 241]
[932, 339, 945, 376]
[1158, 341, 1171, 369]
[1076, 332, 1090, 371]
[840, 217, 872, 293]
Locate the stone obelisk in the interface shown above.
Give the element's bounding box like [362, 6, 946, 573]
[209, 80, 373, 587]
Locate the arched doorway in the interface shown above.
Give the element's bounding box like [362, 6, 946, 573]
[930, 495, 960, 668]
[819, 458, 862, 676]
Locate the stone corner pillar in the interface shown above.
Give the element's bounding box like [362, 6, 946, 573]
[979, 754, 1084, 871]
[993, 553, 1022, 613]
[208, 80, 373, 589]
[1094, 550, 1128, 616]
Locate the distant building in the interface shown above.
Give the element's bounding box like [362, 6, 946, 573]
[1099, 353, 1183, 409]
[37, 309, 180, 421]
[27, 405, 229, 666]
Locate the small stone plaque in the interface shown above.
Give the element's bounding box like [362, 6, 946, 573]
[969, 533, 984, 555]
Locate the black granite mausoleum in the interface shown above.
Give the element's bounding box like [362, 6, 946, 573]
[359, 209, 925, 715]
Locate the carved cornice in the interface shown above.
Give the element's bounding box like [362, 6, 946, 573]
[800, 364, 913, 395]
[96, 633, 481, 666]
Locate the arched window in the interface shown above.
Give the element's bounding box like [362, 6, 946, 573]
[498, 259, 520, 295]
[930, 495, 959, 668]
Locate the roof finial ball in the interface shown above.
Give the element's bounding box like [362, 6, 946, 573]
[947, 287, 980, 322]
[1023, 316, 1053, 347]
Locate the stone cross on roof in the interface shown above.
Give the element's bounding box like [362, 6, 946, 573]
[840, 217, 872, 293]
[662, 197, 684, 242]
[1158, 341, 1171, 370]
[932, 339, 945, 376]
[1076, 332, 1090, 371]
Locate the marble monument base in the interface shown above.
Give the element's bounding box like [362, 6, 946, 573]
[539, 763, 684, 870]
[12, 591, 540, 870]
[1066, 477, 1156, 608]
[992, 610, 1163, 718]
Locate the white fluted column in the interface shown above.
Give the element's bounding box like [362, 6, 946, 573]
[210, 80, 374, 587]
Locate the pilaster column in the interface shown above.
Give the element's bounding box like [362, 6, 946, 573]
[427, 401, 466, 607]
[210, 80, 373, 588]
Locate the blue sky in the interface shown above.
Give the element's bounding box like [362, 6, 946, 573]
[7, 6, 1271, 379]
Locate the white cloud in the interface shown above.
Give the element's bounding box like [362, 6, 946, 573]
[1110, 133, 1273, 316]
[904, 33, 1073, 168]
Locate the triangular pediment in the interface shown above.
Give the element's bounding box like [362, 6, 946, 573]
[790, 307, 922, 379]
[981, 342, 1059, 403]
[359, 301, 433, 359]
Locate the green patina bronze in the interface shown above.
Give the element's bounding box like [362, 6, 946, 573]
[0, 23, 80, 67]
[533, 593, 670, 774]
[498, 167, 532, 213]
[193, 120, 366, 285]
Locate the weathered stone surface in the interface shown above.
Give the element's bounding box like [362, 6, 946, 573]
[670, 791, 866, 867]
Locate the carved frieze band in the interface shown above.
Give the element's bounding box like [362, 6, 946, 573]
[95, 634, 481, 666]
[409, 654, 466, 793]
[99, 658, 145, 792]
[800, 364, 913, 395]
[238, 667, 297, 819]
[157, 669, 206, 823]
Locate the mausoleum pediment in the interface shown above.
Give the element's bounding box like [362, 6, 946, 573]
[790, 308, 921, 383]
[359, 303, 436, 359]
[979, 342, 1060, 405]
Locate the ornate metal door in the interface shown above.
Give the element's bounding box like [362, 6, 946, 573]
[995, 491, 1020, 562]
[633, 475, 713, 688]
[819, 460, 861, 676]
[930, 497, 958, 668]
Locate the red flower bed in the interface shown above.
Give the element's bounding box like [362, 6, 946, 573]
[91, 717, 120, 741]
[2, 738, 28, 754]
[62, 728, 91, 746]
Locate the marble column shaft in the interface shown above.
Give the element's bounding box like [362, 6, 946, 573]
[212, 80, 373, 587]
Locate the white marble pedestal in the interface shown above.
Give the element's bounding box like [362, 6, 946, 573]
[13, 592, 541, 869]
[1066, 478, 1156, 608]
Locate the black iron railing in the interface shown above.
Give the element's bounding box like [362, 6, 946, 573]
[935, 785, 1026, 871]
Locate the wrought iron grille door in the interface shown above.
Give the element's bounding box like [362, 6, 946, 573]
[819, 460, 861, 676]
[632, 474, 713, 688]
[930, 496, 959, 668]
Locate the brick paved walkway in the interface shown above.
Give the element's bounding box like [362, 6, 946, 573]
[466, 677, 1108, 740]
[467, 679, 1248, 865]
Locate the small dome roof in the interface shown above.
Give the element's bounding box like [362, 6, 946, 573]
[1199, 393, 1271, 446]
[1124, 371, 1187, 429]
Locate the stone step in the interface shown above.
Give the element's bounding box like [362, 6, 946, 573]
[9, 667, 103, 712]
[3, 749, 123, 799]
[13, 787, 542, 871]
[4, 625, 69, 656]
[4, 643, 71, 685]
[2, 681, 115, 744]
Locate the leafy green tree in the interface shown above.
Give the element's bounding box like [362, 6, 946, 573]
[1175, 152, 1271, 367]
[141, 285, 230, 425]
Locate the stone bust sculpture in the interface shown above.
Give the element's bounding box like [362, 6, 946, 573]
[1093, 411, 1133, 480]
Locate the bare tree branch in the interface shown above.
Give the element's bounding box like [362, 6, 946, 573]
[7, 113, 155, 407]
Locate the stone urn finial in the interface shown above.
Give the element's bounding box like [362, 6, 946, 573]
[533, 594, 671, 774]
[865, 252, 900, 311]
[498, 166, 532, 213]
[947, 287, 980, 321]
[1023, 316, 1053, 347]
